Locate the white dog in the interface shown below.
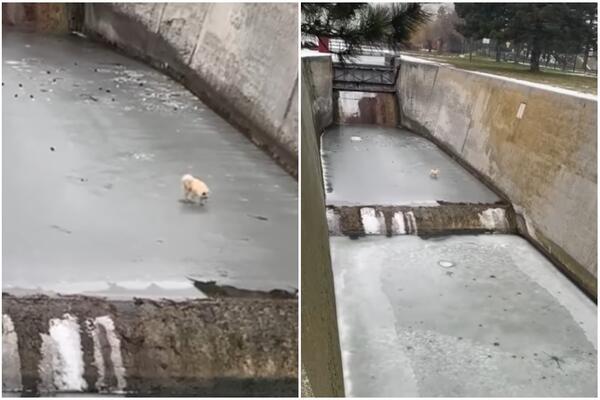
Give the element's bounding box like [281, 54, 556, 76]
[181, 174, 210, 205]
[429, 168, 440, 179]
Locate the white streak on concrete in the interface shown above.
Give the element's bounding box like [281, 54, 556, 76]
[39, 314, 87, 392]
[326, 208, 341, 235]
[392, 212, 406, 235]
[86, 319, 105, 391]
[3, 314, 23, 391]
[94, 316, 126, 392]
[406, 211, 418, 234]
[361, 208, 384, 235]
[479, 208, 507, 230]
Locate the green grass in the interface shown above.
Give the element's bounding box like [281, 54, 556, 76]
[402, 52, 598, 95]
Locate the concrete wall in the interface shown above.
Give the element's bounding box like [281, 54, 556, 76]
[334, 90, 398, 127]
[1, 3, 82, 33]
[397, 60, 597, 297]
[3, 295, 297, 396]
[83, 3, 298, 177]
[301, 57, 345, 396]
[302, 55, 334, 134]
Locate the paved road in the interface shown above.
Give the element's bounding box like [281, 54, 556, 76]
[321, 125, 500, 206]
[3, 30, 297, 298]
[331, 235, 597, 397]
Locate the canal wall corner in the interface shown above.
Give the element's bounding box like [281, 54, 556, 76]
[302, 55, 334, 135]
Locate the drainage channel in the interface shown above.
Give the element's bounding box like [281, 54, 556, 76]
[2, 30, 297, 395]
[322, 124, 597, 397]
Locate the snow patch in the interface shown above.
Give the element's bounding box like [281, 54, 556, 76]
[464, 69, 597, 101]
[399, 54, 440, 65]
[38, 314, 87, 392]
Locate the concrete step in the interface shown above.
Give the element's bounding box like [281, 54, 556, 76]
[326, 203, 516, 237]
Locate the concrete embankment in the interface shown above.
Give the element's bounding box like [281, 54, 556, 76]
[2, 295, 297, 396]
[81, 3, 298, 177]
[397, 58, 597, 297]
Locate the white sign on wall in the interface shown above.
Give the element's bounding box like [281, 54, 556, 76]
[482, 38, 490, 44]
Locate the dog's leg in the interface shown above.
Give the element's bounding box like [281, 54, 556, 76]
[184, 188, 192, 202]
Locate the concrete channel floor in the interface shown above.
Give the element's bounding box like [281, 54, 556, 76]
[321, 125, 500, 206]
[331, 234, 597, 397]
[2, 30, 297, 298]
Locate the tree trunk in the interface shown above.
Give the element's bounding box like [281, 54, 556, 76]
[582, 45, 589, 72]
[495, 42, 501, 62]
[469, 38, 473, 62]
[529, 42, 541, 72]
[514, 43, 521, 64]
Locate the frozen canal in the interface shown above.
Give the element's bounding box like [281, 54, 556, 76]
[2, 31, 297, 298]
[331, 235, 597, 397]
[321, 125, 500, 206]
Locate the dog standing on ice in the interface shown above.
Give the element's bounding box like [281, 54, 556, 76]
[181, 174, 210, 205]
[429, 168, 440, 179]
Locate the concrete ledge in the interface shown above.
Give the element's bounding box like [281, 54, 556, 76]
[2, 294, 297, 396]
[327, 203, 516, 238]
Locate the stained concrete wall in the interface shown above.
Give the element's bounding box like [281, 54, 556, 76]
[397, 59, 598, 297]
[334, 90, 398, 127]
[1, 3, 82, 33]
[301, 57, 345, 397]
[82, 3, 298, 177]
[3, 295, 297, 396]
[302, 55, 334, 134]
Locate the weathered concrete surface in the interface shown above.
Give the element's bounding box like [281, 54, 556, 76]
[331, 235, 597, 397]
[302, 55, 333, 135]
[327, 204, 515, 237]
[398, 59, 598, 297]
[321, 125, 501, 206]
[2, 294, 297, 396]
[3, 31, 297, 298]
[300, 63, 345, 396]
[1, 3, 81, 33]
[333, 91, 398, 126]
[83, 3, 298, 176]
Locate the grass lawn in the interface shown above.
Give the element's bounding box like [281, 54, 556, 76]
[402, 52, 598, 95]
